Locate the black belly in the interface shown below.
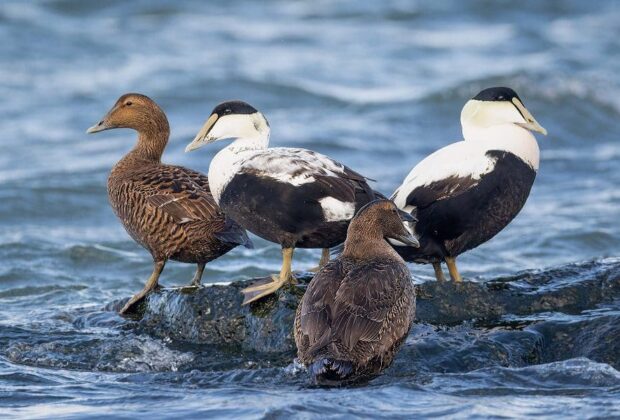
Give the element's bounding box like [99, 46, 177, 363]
[219, 173, 375, 248]
[397, 151, 537, 263]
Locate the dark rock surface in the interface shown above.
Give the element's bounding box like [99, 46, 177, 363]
[132, 258, 620, 369]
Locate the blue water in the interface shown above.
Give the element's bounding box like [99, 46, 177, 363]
[1, 0, 620, 418]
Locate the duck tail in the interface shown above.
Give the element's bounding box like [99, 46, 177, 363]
[215, 217, 254, 249]
[309, 358, 353, 385]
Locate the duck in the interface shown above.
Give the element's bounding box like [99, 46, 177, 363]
[294, 199, 418, 385]
[184, 100, 383, 305]
[86, 93, 252, 314]
[391, 87, 547, 282]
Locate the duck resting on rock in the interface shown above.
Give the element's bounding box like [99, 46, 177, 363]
[185, 100, 383, 305]
[391, 87, 547, 282]
[295, 199, 419, 385]
[87, 93, 252, 314]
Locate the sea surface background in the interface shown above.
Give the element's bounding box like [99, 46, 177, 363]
[1, 0, 619, 418]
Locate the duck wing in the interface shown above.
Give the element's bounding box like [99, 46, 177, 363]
[296, 260, 346, 360]
[330, 262, 414, 356]
[240, 147, 378, 206]
[132, 165, 250, 247]
[296, 260, 414, 363]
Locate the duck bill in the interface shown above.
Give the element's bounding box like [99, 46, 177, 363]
[185, 113, 218, 152]
[86, 115, 112, 134]
[512, 98, 548, 135]
[390, 232, 420, 248]
[86, 107, 117, 134]
[398, 209, 417, 223]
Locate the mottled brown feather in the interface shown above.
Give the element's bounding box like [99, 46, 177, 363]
[102, 93, 249, 265]
[296, 259, 414, 371]
[295, 200, 416, 381]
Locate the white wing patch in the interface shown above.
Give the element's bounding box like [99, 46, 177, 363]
[392, 141, 498, 208]
[319, 197, 355, 222]
[242, 148, 348, 186]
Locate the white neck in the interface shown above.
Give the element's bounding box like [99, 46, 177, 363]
[462, 122, 540, 170]
[227, 130, 270, 153]
[207, 126, 270, 204]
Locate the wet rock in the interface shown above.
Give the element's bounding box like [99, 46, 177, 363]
[415, 259, 620, 324]
[531, 311, 620, 370]
[136, 279, 307, 354]
[135, 258, 620, 360]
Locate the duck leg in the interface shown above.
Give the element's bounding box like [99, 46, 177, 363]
[241, 247, 296, 305]
[120, 260, 166, 315]
[432, 262, 447, 282]
[189, 262, 206, 287]
[445, 257, 462, 282]
[309, 248, 331, 273]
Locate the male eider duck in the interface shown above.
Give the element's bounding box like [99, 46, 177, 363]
[295, 199, 418, 385]
[87, 93, 251, 314]
[391, 87, 547, 281]
[185, 101, 382, 305]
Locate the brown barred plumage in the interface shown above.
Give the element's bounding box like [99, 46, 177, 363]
[88, 93, 251, 314]
[294, 200, 416, 385]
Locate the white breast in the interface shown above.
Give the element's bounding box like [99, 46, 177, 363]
[393, 125, 539, 208]
[208, 147, 252, 204]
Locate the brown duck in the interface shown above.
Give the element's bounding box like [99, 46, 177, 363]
[87, 93, 251, 314]
[295, 199, 418, 385]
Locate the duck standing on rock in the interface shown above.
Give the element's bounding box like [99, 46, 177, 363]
[294, 199, 418, 385]
[87, 94, 252, 314]
[185, 101, 383, 305]
[391, 87, 547, 282]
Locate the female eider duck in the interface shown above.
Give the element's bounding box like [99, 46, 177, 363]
[391, 87, 547, 282]
[295, 199, 418, 385]
[185, 101, 382, 305]
[87, 93, 251, 314]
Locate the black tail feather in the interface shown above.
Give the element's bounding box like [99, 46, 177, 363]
[215, 218, 254, 249]
[309, 358, 353, 384]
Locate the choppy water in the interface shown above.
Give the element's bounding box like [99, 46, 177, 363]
[1, 0, 619, 418]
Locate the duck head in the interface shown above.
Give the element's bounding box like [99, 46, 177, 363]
[185, 100, 270, 152]
[345, 199, 420, 254]
[86, 93, 168, 135]
[460, 87, 547, 140]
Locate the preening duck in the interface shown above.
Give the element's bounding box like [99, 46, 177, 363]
[295, 199, 418, 385]
[185, 101, 382, 305]
[391, 87, 547, 281]
[87, 94, 251, 314]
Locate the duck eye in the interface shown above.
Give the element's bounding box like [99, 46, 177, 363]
[125, 101, 133, 106]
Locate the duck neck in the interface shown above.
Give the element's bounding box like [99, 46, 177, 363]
[208, 127, 270, 204]
[342, 223, 401, 261]
[462, 123, 540, 170]
[126, 116, 170, 163]
[226, 130, 270, 154]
